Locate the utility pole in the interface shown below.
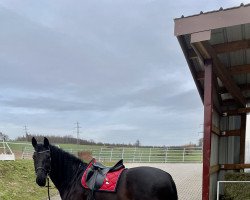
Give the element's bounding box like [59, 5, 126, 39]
[24, 125, 28, 142]
[75, 122, 81, 145]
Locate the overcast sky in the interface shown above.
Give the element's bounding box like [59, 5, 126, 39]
[0, 0, 248, 146]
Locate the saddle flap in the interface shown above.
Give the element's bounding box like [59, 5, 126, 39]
[81, 159, 125, 192]
[86, 170, 108, 190]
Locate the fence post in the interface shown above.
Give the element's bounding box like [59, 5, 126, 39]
[149, 148, 152, 162]
[182, 148, 185, 162]
[3, 141, 6, 154]
[133, 149, 135, 163]
[110, 148, 113, 162]
[22, 147, 26, 159]
[165, 148, 168, 163]
[122, 148, 124, 160]
[98, 148, 102, 162]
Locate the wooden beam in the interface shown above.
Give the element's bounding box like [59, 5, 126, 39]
[212, 125, 220, 136]
[220, 164, 250, 170]
[230, 64, 250, 75]
[197, 71, 204, 80]
[223, 107, 250, 116]
[177, 36, 204, 103]
[188, 49, 197, 59]
[200, 41, 246, 107]
[220, 129, 241, 137]
[195, 64, 250, 81]
[210, 165, 220, 174]
[222, 97, 250, 107]
[213, 39, 250, 54]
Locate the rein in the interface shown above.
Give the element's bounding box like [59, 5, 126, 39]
[47, 177, 51, 200]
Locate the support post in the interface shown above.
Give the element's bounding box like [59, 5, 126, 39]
[240, 114, 246, 164]
[203, 59, 213, 200]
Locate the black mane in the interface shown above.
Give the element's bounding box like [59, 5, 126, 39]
[48, 144, 87, 194]
[50, 144, 85, 166]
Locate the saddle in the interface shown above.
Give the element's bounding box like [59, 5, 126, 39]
[85, 159, 124, 191]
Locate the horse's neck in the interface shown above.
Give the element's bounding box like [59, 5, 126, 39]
[49, 146, 86, 193]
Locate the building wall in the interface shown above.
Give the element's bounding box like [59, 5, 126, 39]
[210, 110, 220, 199]
[220, 116, 241, 164]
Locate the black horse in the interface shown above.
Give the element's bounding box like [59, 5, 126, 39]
[32, 137, 178, 200]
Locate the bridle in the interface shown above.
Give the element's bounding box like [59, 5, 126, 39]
[34, 149, 51, 200]
[35, 149, 51, 175]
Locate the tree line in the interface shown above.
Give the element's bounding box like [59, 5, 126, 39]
[16, 134, 143, 147]
[5, 132, 203, 148]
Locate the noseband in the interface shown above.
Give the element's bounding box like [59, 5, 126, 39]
[35, 149, 51, 176]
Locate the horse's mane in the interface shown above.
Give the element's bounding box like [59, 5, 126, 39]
[50, 144, 86, 166]
[48, 144, 87, 188]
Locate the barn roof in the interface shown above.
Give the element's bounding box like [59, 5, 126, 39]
[175, 5, 250, 199]
[174, 4, 250, 113]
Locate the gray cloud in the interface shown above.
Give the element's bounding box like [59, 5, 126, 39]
[0, 0, 240, 145]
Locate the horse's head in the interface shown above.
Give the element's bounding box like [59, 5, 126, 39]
[32, 137, 51, 187]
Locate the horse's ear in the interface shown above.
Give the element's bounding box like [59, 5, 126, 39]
[32, 137, 37, 148]
[44, 137, 50, 148]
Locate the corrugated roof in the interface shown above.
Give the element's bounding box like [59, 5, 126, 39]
[175, 4, 250, 108]
[175, 3, 250, 20]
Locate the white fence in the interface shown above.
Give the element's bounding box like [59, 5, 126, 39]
[65, 146, 203, 163]
[16, 143, 202, 163]
[0, 140, 15, 160]
[22, 146, 34, 159]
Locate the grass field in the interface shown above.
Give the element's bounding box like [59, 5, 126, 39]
[0, 160, 58, 200]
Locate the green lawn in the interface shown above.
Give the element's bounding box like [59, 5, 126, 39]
[0, 160, 58, 200]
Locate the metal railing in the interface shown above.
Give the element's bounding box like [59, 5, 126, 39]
[65, 146, 203, 163]
[14, 142, 202, 163]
